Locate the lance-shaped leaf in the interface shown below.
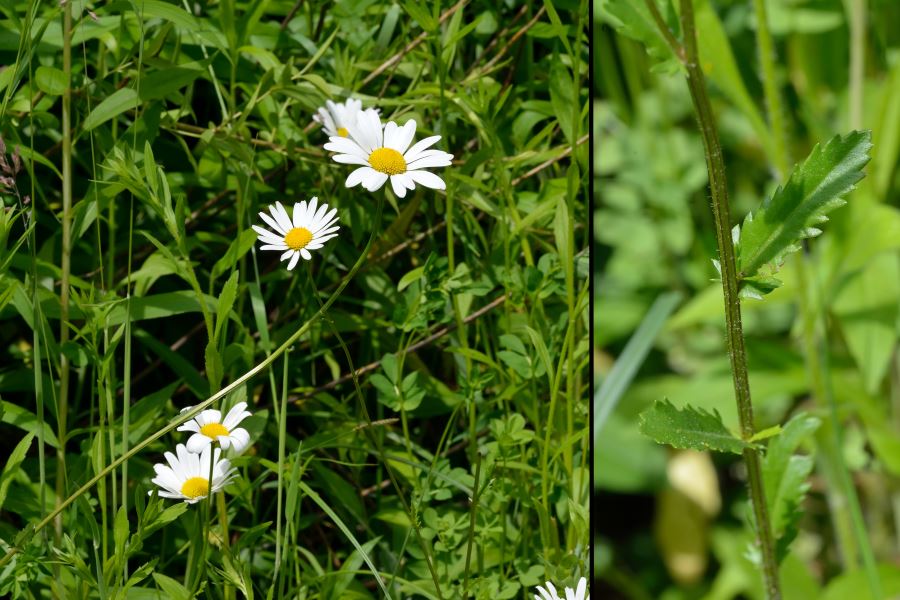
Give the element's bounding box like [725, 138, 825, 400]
[762, 412, 821, 564]
[639, 400, 749, 455]
[737, 130, 873, 296]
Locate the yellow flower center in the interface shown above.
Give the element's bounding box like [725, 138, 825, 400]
[200, 422, 229, 439]
[368, 147, 407, 175]
[284, 227, 313, 250]
[337, 127, 349, 137]
[181, 476, 210, 499]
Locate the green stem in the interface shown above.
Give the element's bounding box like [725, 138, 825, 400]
[217, 492, 232, 600]
[0, 196, 386, 569]
[847, 0, 866, 130]
[752, 0, 789, 178]
[795, 254, 882, 598]
[56, 0, 73, 548]
[650, 0, 782, 596]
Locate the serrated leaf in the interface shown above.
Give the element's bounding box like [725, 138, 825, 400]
[762, 412, 821, 563]
[639, 400, 749, 455]
[738, 131, 873, 293]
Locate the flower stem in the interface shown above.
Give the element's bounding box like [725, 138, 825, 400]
[56, 0, 73, 550]
[647, 0, 782, 596]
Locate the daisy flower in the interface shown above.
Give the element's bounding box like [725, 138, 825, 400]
[324, 109, 453, 198]
[313, 98, 366, 138]
[177, 402, 253, 454]
[149, 444, 236, 504]
[252, 198, 340, 270]
[534, 577, 589, 600]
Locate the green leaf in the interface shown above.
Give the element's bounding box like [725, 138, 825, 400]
[639, 399, 749, 455]
[762, 412, 820, 563]
[397, 266, 426, 292]
[214, 270, 239, 344]
[82, 88, 140, 132]
[0, 432, 34, 513]
[738, 130, 873, 294]
[211, 229, 256, 281]
[297, 481, 391, 599]
[599, 0, 679, 72]
[113, 505, 129, 562]
[151, 573, 191, 600]
[35, 65, 67, 96]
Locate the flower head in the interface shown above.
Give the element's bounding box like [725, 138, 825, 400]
[324, 109, 453, 198]
[252, 198, 340, 270]
[534, 577, 589, 600]
[178, 402, 253, 454]
[149, 444, 236, 504]
[313, 98, 366, 138]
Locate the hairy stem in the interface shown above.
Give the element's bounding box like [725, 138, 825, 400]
[651, 0, 782, 596]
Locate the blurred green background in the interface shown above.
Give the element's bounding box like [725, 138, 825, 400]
[595, 0, 900, 598]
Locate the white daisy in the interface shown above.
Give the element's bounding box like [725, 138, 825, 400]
[251, 198, 340, 271]
[324, 109, 453, 198]
[534, 577, 589, 600]
[313, 98, 365, 138]
[177, 402, 253, 454]
[149, 443, 236, 504]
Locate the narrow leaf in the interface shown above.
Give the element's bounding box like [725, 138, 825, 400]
[639, 399, 749, 455]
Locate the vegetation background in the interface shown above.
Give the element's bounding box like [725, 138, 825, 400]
[0, 0, 589, 598]
[596, 0, 900, 598]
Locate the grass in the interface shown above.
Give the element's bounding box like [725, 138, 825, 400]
[0, 0, 589, 598]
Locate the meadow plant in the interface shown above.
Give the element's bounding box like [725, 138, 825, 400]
[0, 0, 589, 598]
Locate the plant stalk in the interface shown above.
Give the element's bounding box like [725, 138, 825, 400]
[653, 0, 782, 596]
[56, 0, 73, 547]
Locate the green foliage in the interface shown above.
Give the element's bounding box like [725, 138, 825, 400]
[639, 399, 750, 455]
[761, 412, 820, 564]
[0, 0, 588, 597]
[737, 131, 873, 298]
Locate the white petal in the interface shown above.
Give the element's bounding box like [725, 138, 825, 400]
[287, 252, 301, 270]
[367, 110, 384, 148]
[177, 421, 200, 433]
[259, 244, 286, 251]
[280, 249, 295, 261]
[273, 202, 293, 233]
[228, 428, 251, 453]
[305, 196, 319, 225]
[186, 433, 211, 454]
[252, 227, 284, 245]
[403, 135, 442, 163]
[198, 409, 222, 426]
[312, 208, 338, 232]
[406, 151, 454, 170]
[383, 121, 400, 149]
[348, 112, 375, 154]
[394, 119, 417, 154]
[407, 170, 446, 190]
[390, 175, 407, 198]
[325, 137, 367, 156]
[223, 403, 251, 429]
[346, 166, 376, 188]
[363, 171, 389, 192]
[258, 211, 286, 236]
[300, 248, 312, 260]
[332, 153, 370, 166]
